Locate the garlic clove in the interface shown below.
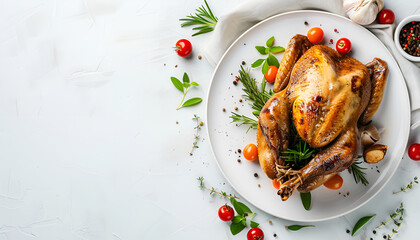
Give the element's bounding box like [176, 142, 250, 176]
[343, 0, 384, 25]
[360, 124, 381, 146]
[363, 144, 387, 163]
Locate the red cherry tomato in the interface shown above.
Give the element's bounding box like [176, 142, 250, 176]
[243, 144, 258, 161]
[323, 174, 343, 190]
[264, 65, 278, 83]
[247, 227, 264, 240]
[175, 39, 192, 57]
[378, 9, 395, 24]
[307, 27, 324, 44]
[218, 205, 234, 221]
[336, 38, 352, 55]
[408, 143, 420, 161]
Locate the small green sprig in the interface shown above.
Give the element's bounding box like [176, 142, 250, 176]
[282, 140, 316, 167]
[229, 112, 258, 132]
[376, 202, 404, 239]
[393, 176, 418, 194]
[197, 177, 238, 200]
[179, 0, 218, 36]
[348, 159, 369, 185]
[190, 115, 202, 156]
[252, 36, 285, 74]
[171, 72, 202, 110]
[229, 197, 259, 235]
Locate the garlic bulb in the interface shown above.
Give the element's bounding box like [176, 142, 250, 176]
[343, 0, 384, 25]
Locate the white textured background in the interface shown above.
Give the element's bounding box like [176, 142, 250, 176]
[0, 0, 419, 239]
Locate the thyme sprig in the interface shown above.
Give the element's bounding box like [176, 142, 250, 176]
[190, 115, 202, 156]
[376, 202, 404, 239]
[393, 176, 418, 194]
[348, 159, 369, 185]
[179, 0, 218, 36]
[197, 177, 239, 199]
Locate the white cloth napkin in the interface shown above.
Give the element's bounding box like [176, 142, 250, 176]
[202, 0, 420, 125]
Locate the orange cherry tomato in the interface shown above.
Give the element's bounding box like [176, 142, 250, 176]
[272, 179, 280, 189]
[307, 27, 324, 44]
[264, 65, 278, 83]
[243, 143, 258, 161]
[323, 174, 343, 190]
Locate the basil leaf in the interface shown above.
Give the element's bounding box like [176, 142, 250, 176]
[237, 202, 252, 214]
[267, 54, 279, 68]
[190, 82, 199, 86]
[255, 46, 267, 55]
[250, 221, 259, 228]
[230, 197, 244, 216]
[241, 218, 247, 226]
[300, 192, 311, 211]
[230, 222, 246, 235]
[183, 72, 190, 83]
[251, 59, 265, 68]
[286, 225, 315, 231]
[262, 59, 269, 74]
[171, 77, 184, 92]
[183, 82, 190, 88]
[181, 97, 202, 108]
[270, 46, 285, 54]
[232, 215, 242, 224]
[351, 214, 376, 236]
[266, 36, 274, 48]
[265, 48, 270, 54]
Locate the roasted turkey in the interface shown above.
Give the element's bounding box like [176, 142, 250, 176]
[257, 34, 388, 201]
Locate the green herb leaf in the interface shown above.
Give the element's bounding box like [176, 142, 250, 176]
[181, 97, 202, 108]
[183, 82, 190, 88]
[286, 225, 315, 231]
[230, 197, 252, 215]
[352, 214, 376, 236]
[251, 59, 265, 68]
[255, 46, 267, 55]
[232, 215, 242, 223]
[348, 160, 369, 185]
[270, 46, 285, 54]
[179, 0, 218, 36]
[190, 82, 199, 86]
[262, 59, 269, 74]
[241, 218, 247, 226]
[250, 221, 259, 228]
[171, 77, 184, 93]
[266, 36, 274, 48]
[230, 222, 246, 235]
[183, 72, 190, 83]
[300, 192, 311, 211]
[265, 48, 270, 54]
[267, 54, 279, 68]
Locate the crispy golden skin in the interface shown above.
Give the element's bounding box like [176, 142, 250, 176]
[257, 35, 388, 201]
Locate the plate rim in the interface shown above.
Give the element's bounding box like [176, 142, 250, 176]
[205, 10, 411, 222]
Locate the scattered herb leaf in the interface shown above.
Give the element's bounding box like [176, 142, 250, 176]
[230, 222, 246, 235]
[300, 192, 311, 211]
[286, 225, 315, 231]
[262, 59, 269, 74]
[267, 54, 279, 68]
[351, 214, 376, 236]
[251, 59, 265, 68]
[179, 0, 218, 36]
[171, 73, 202, 110]
[376, 202, 404, 239]
[255, 46, 267, 55]
[266, 36, 274, 48]
[228, 197, 259, 235]
[270, 46, 285, 54]
[250, 221, 259, 228]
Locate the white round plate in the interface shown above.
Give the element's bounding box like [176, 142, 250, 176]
[206, 11, 410, 222]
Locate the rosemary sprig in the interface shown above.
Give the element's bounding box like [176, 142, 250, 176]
[376, 202, 404, 239]
[179, 0, 218, 36]
[229, 112, 258, 132]
[237, 66, 274, 117]
[190, 115, 202, 156]
[348, 160, 369, 185]
[197, 177, 239, 199]
[393, 176, 418, 194]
